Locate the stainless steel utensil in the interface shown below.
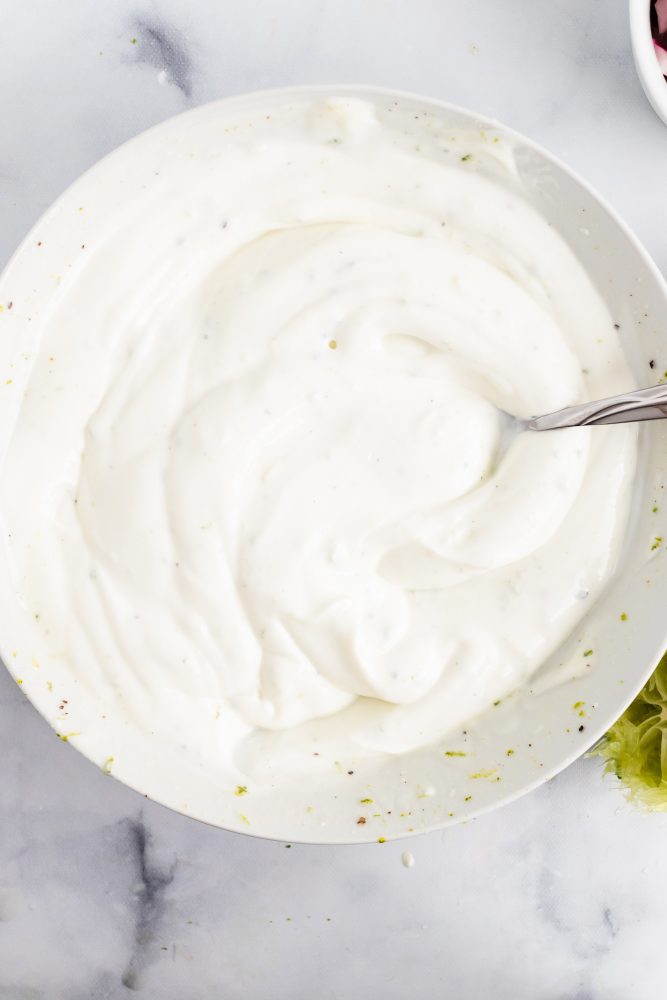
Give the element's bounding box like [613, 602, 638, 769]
[525, 383, 667, 431]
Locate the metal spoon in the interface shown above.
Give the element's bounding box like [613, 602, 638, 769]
[523, 382, 667, 431]
[498, 382, 667, 457]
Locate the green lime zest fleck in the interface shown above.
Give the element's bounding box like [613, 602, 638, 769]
[235, 785, 248, 796]
[461, 153, 473, 162]
[130, 36, 137, 44]
[493, 699, 501, 706]
[238, 812, 250, 826]
[653, 505, 659, 513]
[573, 701, 585, 710]
[377, 837, 386, 844]
[464, 795, 472, 802]
[591, 651, 667, 810]
[620, 612, 628, 621]
[506, 748, 515, 757]
[359, 797, 374, 804]
[583, 649, 594, 658]
[57, 731, 79, 742]
[651, 536, 663, 551]
[102, 756, 114, 775]
[444, 750, 467, 757]
[469, 768, 497, 780]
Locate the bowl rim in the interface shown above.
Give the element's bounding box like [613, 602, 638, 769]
[629, 0, 667, 125]
[2, 83, 667, 844]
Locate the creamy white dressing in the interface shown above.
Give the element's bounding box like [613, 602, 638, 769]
[0, 98, 636, 777]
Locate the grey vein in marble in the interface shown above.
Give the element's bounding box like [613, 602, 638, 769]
[120, 819, 177, 992]
[129, 16, 193, 97]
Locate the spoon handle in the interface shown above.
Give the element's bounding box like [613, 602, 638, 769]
[527, 383, 667, 431]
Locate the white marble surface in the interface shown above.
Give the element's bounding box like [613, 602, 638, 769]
[2, 1, 667, 997]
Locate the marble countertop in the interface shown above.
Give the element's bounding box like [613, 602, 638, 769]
[2, 1, 667, 997]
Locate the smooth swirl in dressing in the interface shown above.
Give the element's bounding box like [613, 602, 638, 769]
[1, 98, 636, 770]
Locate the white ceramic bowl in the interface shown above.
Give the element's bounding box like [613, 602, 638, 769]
[1, 86, 667, 844]
[630, 0, 667, 124]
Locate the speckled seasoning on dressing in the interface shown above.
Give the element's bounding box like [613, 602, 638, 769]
[0, 97, 636, 781]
